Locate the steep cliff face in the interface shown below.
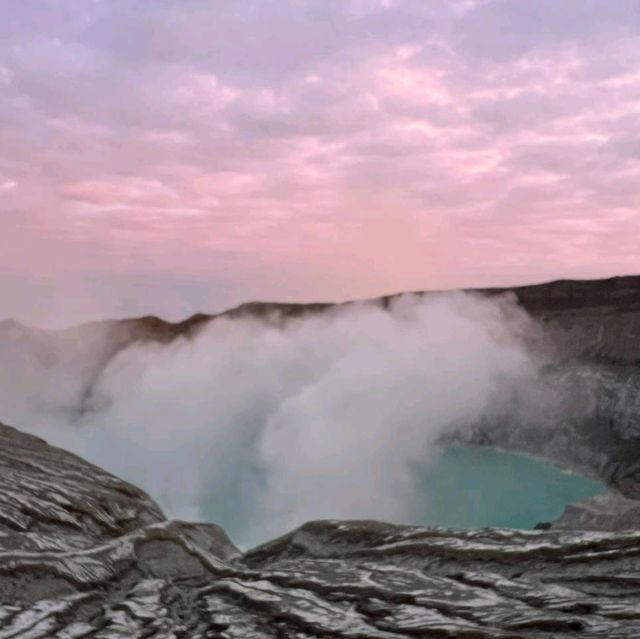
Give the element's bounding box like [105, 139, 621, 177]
[454, 361, 640, 495]
[501, 276, 640, 362]
[1, 420, 640, 638]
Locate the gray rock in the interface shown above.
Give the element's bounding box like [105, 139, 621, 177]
[0, 421, 640, 636]
[550, 492, 640, 531]
[454, 361, 640, 498]
[0, 421, 163, 540]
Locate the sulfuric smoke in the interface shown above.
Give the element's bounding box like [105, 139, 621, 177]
[0, 293, 538, 546]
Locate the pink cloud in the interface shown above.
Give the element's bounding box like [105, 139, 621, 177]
[1, 1, 640, 325]
[62, 177, 179, 208]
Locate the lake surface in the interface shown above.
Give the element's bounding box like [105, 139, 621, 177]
[204, 443, 607, 546]
[412, 444, 607, 529]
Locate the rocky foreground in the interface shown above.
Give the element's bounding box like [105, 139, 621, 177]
[1, 420, 640, 638]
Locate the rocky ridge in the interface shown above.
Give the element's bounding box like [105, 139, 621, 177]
[2, 420, 640, 637]
[3, 274, 640, 375]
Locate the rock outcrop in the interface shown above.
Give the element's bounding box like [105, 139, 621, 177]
[1, 420, 640, 637]
[453, 361, 640, 493]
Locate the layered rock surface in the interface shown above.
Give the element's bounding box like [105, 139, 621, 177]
[2, 420, 640, 637]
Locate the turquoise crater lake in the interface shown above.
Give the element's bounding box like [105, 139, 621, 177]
[412, 444, 607, 530]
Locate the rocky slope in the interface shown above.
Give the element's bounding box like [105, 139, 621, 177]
[2, 420, 640, 638]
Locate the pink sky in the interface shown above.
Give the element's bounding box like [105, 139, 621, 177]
[1, 1, 640, 326]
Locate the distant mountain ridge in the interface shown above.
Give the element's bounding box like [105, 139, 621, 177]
[4, 274, 640, 364]
[5, 272, 640, 328]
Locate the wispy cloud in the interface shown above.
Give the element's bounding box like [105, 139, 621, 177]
[1, 0, 639, 324]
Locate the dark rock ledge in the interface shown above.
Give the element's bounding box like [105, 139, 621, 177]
[1, 422, 640, 637]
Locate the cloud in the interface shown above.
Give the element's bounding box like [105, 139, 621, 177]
[1, 1, 639, 325]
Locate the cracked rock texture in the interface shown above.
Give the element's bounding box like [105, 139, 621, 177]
[1, 421, 640, 637]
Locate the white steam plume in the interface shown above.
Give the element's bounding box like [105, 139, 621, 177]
[0, 293, 537, 546]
